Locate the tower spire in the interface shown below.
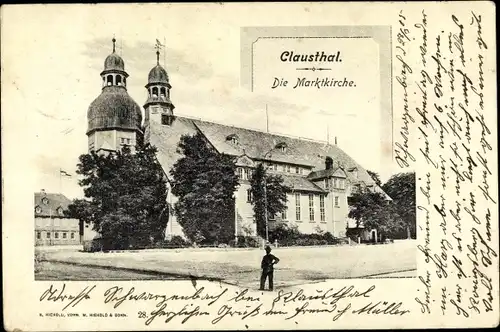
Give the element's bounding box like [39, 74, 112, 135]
[112, 36, 116, 53]
[154, 40, 162, 65]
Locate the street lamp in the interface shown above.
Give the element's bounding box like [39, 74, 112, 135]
[234, 191, 238, 245]
[260, 149, 274, 244]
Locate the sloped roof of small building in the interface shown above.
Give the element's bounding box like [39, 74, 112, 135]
[34, 192, 72, 218]
[280, 174, 326, 193]
[307, 167, 348, 181]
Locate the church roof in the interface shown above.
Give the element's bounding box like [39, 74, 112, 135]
[34, 192, 72, 218]
[87, 86, 143, 135]
[150, 116, 378, 190]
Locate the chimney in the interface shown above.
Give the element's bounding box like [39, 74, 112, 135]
[325, 156, 333, 170]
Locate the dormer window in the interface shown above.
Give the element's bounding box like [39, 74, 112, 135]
[348, 167, 358, 179]
[226, 134, 239, 145]
[42, 197, 49, 205]
[57, 207, 64, 215]
[35, 206, 42, 214]
[275, 142, 287, 153]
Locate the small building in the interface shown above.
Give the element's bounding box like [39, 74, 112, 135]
[34, 190, 80, 246]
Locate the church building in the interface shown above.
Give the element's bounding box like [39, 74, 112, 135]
[85, 38, 390, 243]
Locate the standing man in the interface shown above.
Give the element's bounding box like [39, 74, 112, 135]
[259, 245, 280, 291]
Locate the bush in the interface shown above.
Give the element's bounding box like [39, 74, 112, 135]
[155, 235, 190, 249]
[269, 222, 300, 244]
[83, 238, 104, 252]
[271, 226, 341, 247]
[34, 251, 46, 273]
[233, 236, 260, 248]
[170, 235, 190, 247]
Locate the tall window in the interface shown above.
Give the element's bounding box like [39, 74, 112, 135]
[245, 168, 252, 180]
[295, 166, 300, 174]
[295, 193, 301, 221]
[46, 232, 51, 239]
[63, 232, 67, 239]
[273, 164, 278, 171]
[237, 168, 243, 179]
[71, 232, 75, 239]
[281, 208, 287, 220]
[324, 178, 329, 189]
[37, 232, 41, 239]
[309, 194, 315, 221]
[335, 196, 339, 207]
[320, 195, 325, 221]
[247, 189, 252, 203]
[54, 232, 59, 239]
[286, 165, 291, 173]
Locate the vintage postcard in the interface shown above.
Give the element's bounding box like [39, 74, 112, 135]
[1, 2, 498, 330]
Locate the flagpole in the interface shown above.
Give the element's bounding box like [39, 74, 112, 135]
[327, 123, 330, 144]
[59, 169, 62, 194]
[163, 36, 166, 68]
[266, 104, 269, 133]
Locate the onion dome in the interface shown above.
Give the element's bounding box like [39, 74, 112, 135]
[87, 86, 142, 135]
[148, 64, 169, 84]
[104, 52, 125, 72]
[101, 37, 127, 75]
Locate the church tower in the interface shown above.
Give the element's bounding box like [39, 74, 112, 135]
[143, 45, 175, 142]
[86, 38, 143, 154]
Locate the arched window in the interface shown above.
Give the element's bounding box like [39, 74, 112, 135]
[107, 75, 113, 86]
[116, 75, 122, 85]
[160, 87, 166, 97]
[152, 87, 158, 97]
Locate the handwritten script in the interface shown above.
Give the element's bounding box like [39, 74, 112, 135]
[394, 8, 497, 319]
[38, 284, 410, 326]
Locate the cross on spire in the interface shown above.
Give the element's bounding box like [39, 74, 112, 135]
[155, 43, 161, 65]
[155, 39, 165, 65]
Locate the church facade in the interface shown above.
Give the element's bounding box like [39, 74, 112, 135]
[86, 39, 390, 242]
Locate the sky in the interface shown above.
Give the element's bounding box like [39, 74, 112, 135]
[2, 4, 398, 200]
